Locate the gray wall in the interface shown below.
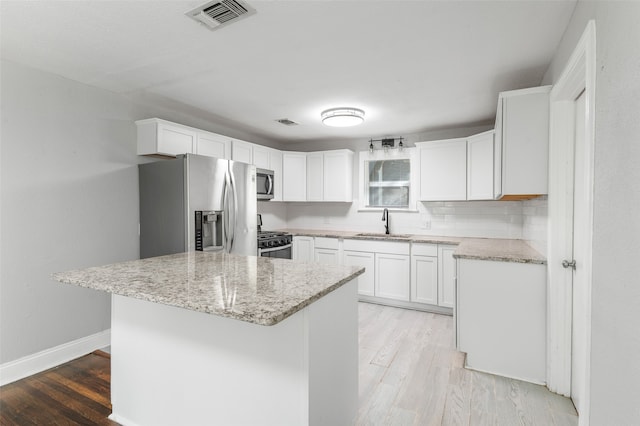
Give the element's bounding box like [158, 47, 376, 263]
[542, 2, 640, 424]
[0, 59, 279, 364]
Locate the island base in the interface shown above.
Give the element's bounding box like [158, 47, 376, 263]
[109, 280, 358, 426]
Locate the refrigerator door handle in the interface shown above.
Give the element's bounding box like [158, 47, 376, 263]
[228, 170, 239, 252]
[223, 171, 231, 252]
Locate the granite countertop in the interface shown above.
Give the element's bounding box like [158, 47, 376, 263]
[53, 252, 364, 326]
[280, 228, 464, 245]
[453, 238, 546, 265]
[278, 228, 545, 264]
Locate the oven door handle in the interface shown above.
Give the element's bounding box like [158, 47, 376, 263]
[259, 243, 292, 254]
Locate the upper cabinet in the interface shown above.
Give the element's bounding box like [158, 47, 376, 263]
[306, 152, 324, 201]
[494, 86, 551, 199]
[136, 118, 232, 159]
[136, 118, 196, 157]
[417, 138, 467, 201]
[283, 150, 354, 202]
[231, 139, 254, 164]
[323, 150, 354, 202]
[467, 130, 495, 200]
[196, 131, 231, 159]
[282, 152, 307, 201]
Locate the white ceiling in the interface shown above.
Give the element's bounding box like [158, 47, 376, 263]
[0, 0, 576, 144]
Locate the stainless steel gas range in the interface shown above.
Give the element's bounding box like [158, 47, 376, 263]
[257, 231, 292, 259]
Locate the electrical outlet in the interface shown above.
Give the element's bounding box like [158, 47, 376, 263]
[424, 220, 431, 230]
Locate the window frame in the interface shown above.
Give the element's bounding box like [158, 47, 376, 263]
[358, 148, 419, 212]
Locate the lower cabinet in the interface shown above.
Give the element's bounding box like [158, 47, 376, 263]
[343, 250, 375, 297]
[457, 258, 546, 383]
[411, 244, 438, 305]
[292, 236, 456, 314]
[375, 253, 410, 301]
[313, 237, 340, 265]
[292, 236, 314, 262]
[437, 245, 457, 308]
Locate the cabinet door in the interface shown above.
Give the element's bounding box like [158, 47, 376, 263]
[292, 236, 314, 262]
[324, 150, 353, 202]
[157, 122, 196, 156]
[231, 139, 253, 164]
[411, 255, 438, 305]
[438, 245, 456, 308]
[467, 130, 495, 200]
[314, 248, 340, 265]
[269, 150, 283, 202]
[196, 132, 230, 159]
[343, 250, 375, 297]
[253, 145, 271, 170]
[375, 253, 410, 301]
[306, 152, 324, 201]
[282, 153, 307, 201]
[498, 87, 551, 196]
[418, 139, 467, 201]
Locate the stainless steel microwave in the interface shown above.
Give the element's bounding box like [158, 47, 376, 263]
[256, 168, 274, 200]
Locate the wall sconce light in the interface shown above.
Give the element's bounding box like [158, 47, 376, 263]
[368, 137, 405, 153]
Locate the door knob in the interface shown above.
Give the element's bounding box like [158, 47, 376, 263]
[562, 259, 577, 270]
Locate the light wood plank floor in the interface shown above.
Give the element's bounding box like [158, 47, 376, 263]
[357, 302, 579, 425]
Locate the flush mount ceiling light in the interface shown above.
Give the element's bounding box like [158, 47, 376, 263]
[321, 108, 365, 127]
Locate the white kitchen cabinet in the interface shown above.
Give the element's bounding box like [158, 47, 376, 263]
[136, 118, 196, 157]
[375, 253, 411, 301]
[269, 150, 283, 202]
[438, 245, 456, 308]
[306, 152, 324, 201]
[231, 139, 254, 165]
[315, 248, 340, 265]
[410, 244, 438, 305]
[466, 130, 495, 200]
[292, 236, 314, 262]
[252, 144, 271, 170]
[196, 131, 230, 159]
[343, 239, 410, 301]
[314, 237, 340, 265]
[323, 150, 353, 202]
[494, 86, 551, 199]
[282, 152, 307, 201]
[417, 139, 467, 201]
[457, 258, 546, 383]
[342, 250, 375, 297]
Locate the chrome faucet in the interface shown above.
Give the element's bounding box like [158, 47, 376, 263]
[381, 208, 390, 234]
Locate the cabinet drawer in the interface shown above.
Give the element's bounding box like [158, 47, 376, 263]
[343, 239, 409, 255]
[411, 243, 438, 256]
[314, 237, 339, 250]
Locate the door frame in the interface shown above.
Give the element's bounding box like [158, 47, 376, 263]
[547, 20, 596, 423]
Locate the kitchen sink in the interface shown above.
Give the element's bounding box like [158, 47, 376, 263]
[354, 232, 412, 239]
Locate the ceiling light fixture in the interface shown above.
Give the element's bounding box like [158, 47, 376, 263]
[321, 108, 365, 127]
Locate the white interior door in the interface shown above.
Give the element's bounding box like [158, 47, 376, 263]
[571, 90, 588, 414]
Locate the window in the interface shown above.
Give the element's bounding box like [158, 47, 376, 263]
[359, 148, 417, 211]
[365, 159, 410, 207]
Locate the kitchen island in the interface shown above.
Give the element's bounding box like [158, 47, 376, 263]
[53, 251, 364, 426]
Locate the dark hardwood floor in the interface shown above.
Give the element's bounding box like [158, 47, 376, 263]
[0, 351, 117, 425]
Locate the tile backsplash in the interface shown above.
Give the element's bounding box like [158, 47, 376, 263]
[259, 198, 549, 243]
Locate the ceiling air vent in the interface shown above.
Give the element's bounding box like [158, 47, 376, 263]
[186, 0, 256, 31]
[276, 118, 299, 126]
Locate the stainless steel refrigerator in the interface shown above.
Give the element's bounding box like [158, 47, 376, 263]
[139, 154, 257, 258]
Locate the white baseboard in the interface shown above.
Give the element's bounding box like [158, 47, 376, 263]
[0, 329, 111, 386]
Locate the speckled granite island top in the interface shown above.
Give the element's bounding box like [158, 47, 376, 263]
[53, 252, 364, 326]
